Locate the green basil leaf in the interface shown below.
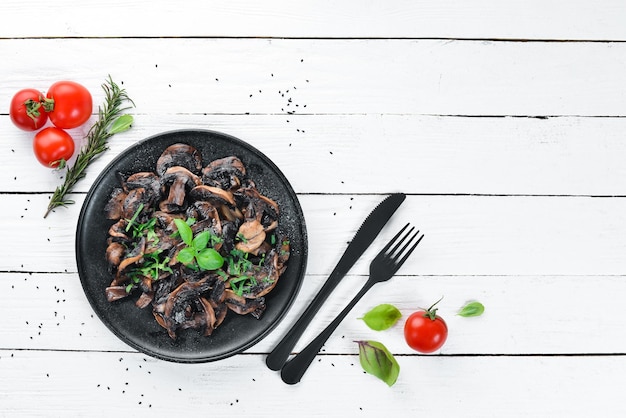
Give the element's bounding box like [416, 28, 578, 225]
[196, 248, 224, 270]
[176, 247, 196, 265]
[192, 230, 210, 250]
[458, 301, 485, 317]
[356, 340, 399, 387]
[108, 114, 134, 135]
[174, 218, 193, 246]
[360, 304, 402, 331]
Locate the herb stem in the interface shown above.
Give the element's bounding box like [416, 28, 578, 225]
[44, 75, 134, 218]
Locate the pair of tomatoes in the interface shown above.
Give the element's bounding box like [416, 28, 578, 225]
[10, 81, 92, 167]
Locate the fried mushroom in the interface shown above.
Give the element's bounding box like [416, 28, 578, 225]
[159, 166, 201, 213]
[156, 143, 202, 176]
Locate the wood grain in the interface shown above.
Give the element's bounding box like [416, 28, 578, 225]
[1, 0, 626, 40]
[3, 114, 626, 196]
[0, 350, 623, 417]
[1, 39, 625, 117]
[2, 194, 624, 276]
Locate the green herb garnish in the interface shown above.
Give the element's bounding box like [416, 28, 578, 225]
[174, 218, 224, 271]
[126, 250, 173, 292]
[125, 203, 144, 232]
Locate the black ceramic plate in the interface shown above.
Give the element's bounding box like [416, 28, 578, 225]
[76, 129, 307, 363]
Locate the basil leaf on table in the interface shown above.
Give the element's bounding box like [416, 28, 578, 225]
[108, 114, 134, 135]
[458, 301, 485, 317]
[360, 303, 402, 331]
[356, 340, 400, 387]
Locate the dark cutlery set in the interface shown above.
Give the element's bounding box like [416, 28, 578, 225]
[266, 193, 425, 384]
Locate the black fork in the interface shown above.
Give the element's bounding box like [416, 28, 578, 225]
[280, 223, 424, 384]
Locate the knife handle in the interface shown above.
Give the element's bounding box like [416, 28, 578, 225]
[265, 268, 345, 371]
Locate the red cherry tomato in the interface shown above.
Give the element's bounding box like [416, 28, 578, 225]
[33, 127, 75, 168]
[9, 88, 49, 131]
[46, 81, 93, 129]
[404, 300, 448, 353]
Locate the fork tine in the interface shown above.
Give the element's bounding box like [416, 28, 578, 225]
[388, 226, 418, 258]
[395, 231, 424, 268]
[380, 222, 410, 255]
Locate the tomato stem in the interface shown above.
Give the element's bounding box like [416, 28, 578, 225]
[24, 99, 42, 121]
[423, 296, 444, 320]
[41, 97, 55, 113]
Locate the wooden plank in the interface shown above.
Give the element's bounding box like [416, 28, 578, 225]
[1, 0, 626, 40]
[1, 194, 625, 275]
[0, 349, 623, 416]
[1, 39, 626, 117]
[4, 114, 626, 196]
[1, 272, 625, 355]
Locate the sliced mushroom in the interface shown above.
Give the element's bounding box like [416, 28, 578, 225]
[156, 143, 202, 176]
[105, 241, 126, 270]
[122, 187, 151, 220]
[234, 186, 280, 230]
[210, 300, 228, 329]
[189, 185, 236, 207]
[111, 237, 146, 286]
[189, 201, 219, 221]
[105, 286, 129, 302]
[202, 156, 246, 190]
[224, 290, 266, 319]
[135, 291, 155, 309]
[108, 219, 130, 240]
[153, 211, 185, 234]
[154, 278, 214, 339]
[104, 188, 128, 220]
[235, 219, 266, 254]
[276, 234, 291, 271]
[126, 172, 161, 204]
[159, 166, 201, 213]
[237, 248, 283, 299]
[220, 221, 239, 254]
[198, 297, 217, 336]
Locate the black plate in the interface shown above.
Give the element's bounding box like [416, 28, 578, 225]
[76, 129, 308, 363]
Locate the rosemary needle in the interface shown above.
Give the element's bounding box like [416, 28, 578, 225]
[44, 76, 134, 218]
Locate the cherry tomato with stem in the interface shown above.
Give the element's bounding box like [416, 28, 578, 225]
[404, 298, 448, 353]
[33, 127, 75, 168]
[9, 88, 49, 131]
[45, 81, 93, 129]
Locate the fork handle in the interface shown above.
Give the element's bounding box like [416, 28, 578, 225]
[266, 268, 347, 371]
[280, 280, 375, 385]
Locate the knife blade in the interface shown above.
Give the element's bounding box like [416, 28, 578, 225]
[265, 192, 406, 371]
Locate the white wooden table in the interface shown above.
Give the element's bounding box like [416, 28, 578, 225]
[2, 1, 626, 416]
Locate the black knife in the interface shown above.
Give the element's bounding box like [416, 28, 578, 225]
[265, 192, 406, 371]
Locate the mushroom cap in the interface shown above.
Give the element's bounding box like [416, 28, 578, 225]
[202, 156, 246, 189]
[156, 143, 202, 176]
[161, 166, 201, 187]
[126, 172, 161, 198]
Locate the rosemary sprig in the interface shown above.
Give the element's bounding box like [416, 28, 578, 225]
[44, 76, 134, 218]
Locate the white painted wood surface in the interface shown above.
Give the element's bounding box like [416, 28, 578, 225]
[1, 2, 626, 417]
